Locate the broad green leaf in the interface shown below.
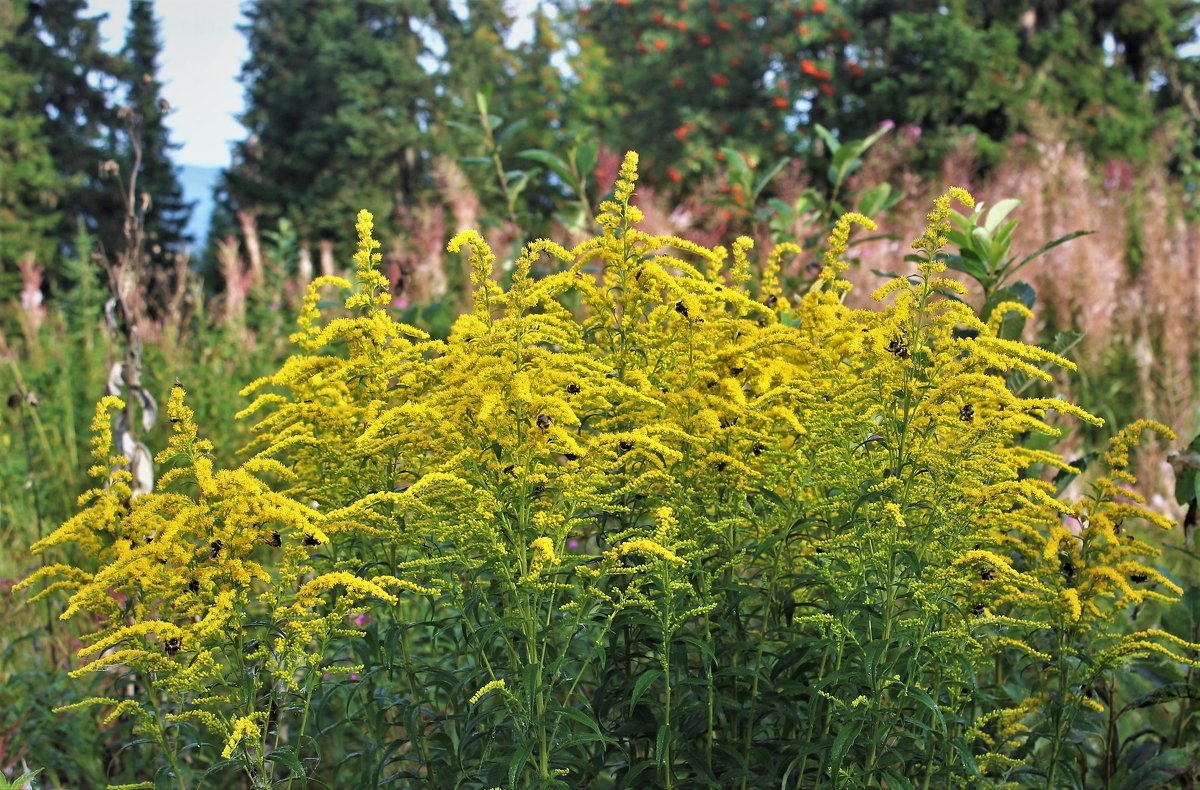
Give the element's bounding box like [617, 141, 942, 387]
[574, 140, 599, 186]
[813, 123, 840, 154]
[857, 183, 896, 217]
[985, 198, 1021, 233]
[518, 149, 574, 186]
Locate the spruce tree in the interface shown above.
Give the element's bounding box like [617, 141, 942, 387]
[121, 0, 193, 270]
[223, 0, 448, 259]
[0, 0, 62, 300]
[7, 0, 123, 276]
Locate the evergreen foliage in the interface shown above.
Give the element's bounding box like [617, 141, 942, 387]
[6, 0, 123, 279]
[0, 0, 61, 299]
[119, 0, 193, 271]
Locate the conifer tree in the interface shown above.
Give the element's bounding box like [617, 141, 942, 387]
[7, 0, 123, 275]
[0, 0, 62, 299]
[120, 0, 193, 270]
[223, 0, 447, 259]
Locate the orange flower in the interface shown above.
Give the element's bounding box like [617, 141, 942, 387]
[674, 123, 693, 140]
[731, 185, 745, 203]
[653, 11, 664, 24]
[711, 73, 729, 87]
[773, 95, 789, 108]
[616, 0, 630, 5]
[847, 61, 863, 77]
[698, 34, 712, 46]
[777, 79, 790, 90]
[819, 82, 835, 95]
[654, 38, 667, 51]
[667, 167, 683, 183]
[812, 0, 826, 12]
[800, 58, 817, 76]
[814, 68, 831, 80]
[672, 75, 685, 88]
[675, 19, 688, 31]
[715, 151, 727, 162]
[798, 24, 810, 35]
[737, 10, 752, 22]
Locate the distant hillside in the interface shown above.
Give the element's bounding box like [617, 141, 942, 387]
[179, 164, 220, 251]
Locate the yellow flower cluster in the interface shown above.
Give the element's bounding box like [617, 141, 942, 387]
[21, 149, 1196, 782]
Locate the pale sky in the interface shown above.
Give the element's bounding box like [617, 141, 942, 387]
[87, 0, 541, 168]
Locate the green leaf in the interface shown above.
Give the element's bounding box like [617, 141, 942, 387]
[574, 141, 599, 187]
[655, 722, 673, 764]
[879, 768, 914, 790]
[1119, 682, 1200, 715]
[813, 124, 840, 155]
[752, 157, 790, 202]
[829, 718, 863, 778]
[496, 117, 529, 146]
[508, 738, 536, 789]
[630, 668, 663, 713]
[518, 149, 574, 186]
[907, 687, 946, 734]
[856, 183, 896, 218]
[266, 747, 305, 778]
[1010, 230, 1095, 274]
[942, 253, 989, 283]
[970, 226, 995, 264]
[984, 198, 1020, 233]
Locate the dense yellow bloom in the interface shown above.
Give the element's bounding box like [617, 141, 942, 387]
[221, 713, 266, 759]
[21, 151, 1196, 784]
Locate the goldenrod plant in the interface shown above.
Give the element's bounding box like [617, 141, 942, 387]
[19, 153, 1198, 788]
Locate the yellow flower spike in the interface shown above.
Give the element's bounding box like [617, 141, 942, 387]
[86, 395, 125, 478]
[613, 150, 639, 205]
[762, 242, 800, 306]
[819, 211, 876, 289]
[346, 209, 390, 312]
[729, 236, 754, 291]
[520, 537, 557, 585]
[913, 186, 974, 263]
[221, 713, 266, 759]
[612, 538, 685, 566]
[448, 229, 503, 321]
[469, 679, 508, 705]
